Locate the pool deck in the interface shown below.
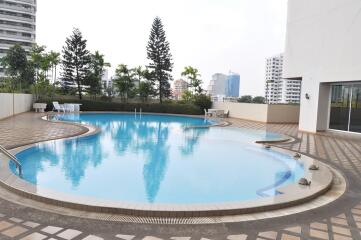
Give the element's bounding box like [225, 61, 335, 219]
[0, 112, 361, 239]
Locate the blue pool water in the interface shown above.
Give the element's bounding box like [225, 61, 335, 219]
[11, 113, 304, 204]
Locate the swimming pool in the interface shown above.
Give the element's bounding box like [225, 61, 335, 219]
[11, 113, 305, 205]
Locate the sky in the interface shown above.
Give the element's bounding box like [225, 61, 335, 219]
[37, 0, 288, 96]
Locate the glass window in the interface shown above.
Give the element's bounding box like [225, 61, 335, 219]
[350, 84, 361, 133]
[329, 85, 351, 131]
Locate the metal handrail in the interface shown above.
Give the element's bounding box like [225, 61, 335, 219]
[0, 145, 22, 176]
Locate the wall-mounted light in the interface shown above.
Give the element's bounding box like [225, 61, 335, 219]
[305, 93, 310, 100]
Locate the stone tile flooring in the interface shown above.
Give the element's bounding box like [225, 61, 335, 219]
[1, 113, 361, 239]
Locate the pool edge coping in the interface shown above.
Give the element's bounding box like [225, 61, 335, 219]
[0, 112, 336, 218]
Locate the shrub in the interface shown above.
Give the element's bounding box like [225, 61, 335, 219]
[193, 94, 212, 110]
[43, 99, 203, 115]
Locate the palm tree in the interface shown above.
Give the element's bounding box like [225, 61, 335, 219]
[48, 51, 61, 84]
[181, 66, 203, 94]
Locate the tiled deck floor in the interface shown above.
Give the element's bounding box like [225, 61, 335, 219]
[0, 113, 361, 240]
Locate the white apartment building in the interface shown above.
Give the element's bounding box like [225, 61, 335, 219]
[207, 73, 228, 97]
[265, 54, 301, 104]
[0, 0, 37, 75]
[173, 79, 188, 100]
[283, 0, 361, 133]
[265, 54, 283, 104]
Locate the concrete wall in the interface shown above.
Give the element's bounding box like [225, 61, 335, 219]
[0, 93, 33, 120]
[212, 102, 300, 123]
[283, 0, 361, 132]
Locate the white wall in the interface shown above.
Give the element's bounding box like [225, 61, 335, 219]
[0, 93, 33, 120]
[212, 102, 300, 123]
[283, 0, 361, 132]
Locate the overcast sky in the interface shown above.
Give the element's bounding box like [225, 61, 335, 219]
[37, 0, 288, 96]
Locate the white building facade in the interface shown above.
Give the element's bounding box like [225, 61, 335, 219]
[283, 0, 361, 133]
[173, 79, 188, 100]
[207, 73, 228, 98]
[265, 54, 301, 104]
[0, 0, 37, 75]
[265, 54, 284, 104]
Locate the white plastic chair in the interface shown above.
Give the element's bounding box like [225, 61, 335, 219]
[64, 104, 75, 112]
[53, 102, 65, 112]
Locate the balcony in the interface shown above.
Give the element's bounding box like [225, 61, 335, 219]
[5, 0, 35, 6]
[0, 23, 34, 32]
[0, 33, 34, 41]
[0, 3, 35, 15]
[0, 13, 35, 23]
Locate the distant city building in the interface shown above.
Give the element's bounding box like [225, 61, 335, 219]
[264, 54, 301, 104]
[101, 70, 112, 90]
[207, 73, 228, 97]
[265, 54, 284, 104]
[226, 72, 240, 98]
[173, 79, 188, 100]
[0, 0, 37, 76]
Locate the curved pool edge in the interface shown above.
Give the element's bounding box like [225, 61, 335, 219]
[0, 143, 334, 218]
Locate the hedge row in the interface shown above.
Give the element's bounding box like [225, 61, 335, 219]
[43, 99, 204, 115]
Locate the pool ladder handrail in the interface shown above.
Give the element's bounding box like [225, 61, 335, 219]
[0, 145, 22, 176]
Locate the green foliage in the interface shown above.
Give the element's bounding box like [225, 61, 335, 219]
[238, 95, 253, 103]
[147, 17, 173, 103]
[113, 64, 136, 102]
[0, 44, 31, 91]
[138, 81, 153, 102]
[86, 51, 110, 98]
[43, 99, 203, 115]
[31, 75, 56, 101]
[181, 90, 194, 103]
[181, 66, 203, 94]
[61, 28, 91, 99]
[193, 94, 212, 110]
[252, 96, 266, 104]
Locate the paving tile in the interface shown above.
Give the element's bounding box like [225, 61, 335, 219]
[258, 231, 277, 239]
[352, 209, 361, 215]
[20, 232, 47, 240]
[332, 226, 351, 236]
[333, 234, 353, 240]
[41, 226, 63, 234]
[170, 237, 191, 240]
[82, 235, 104, 240]
[331, 217, 348, 226]
[116, 234, 135, 240]
[9, 217, 24, 223]
[57, 229, 82, 240]
[142, 237, 163, 240]
[1, 226, 28, 237]
[310, 222, 328, 231]
[284, 226, 302, 234]
[227, 234, 248, 240]
[281, 234, 300, 240]
[309, 229, 329, 240]
[0, 220, 14, 231]
[23, 221, 41, 228]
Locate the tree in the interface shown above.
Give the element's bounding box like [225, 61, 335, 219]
[252, 96, 266, 104]
[138, 81, 153, 102]
[147, 17, 173, 103]
[0, 44, 29, 91]
[48, 51, 61, 84]
[181, 90, 194, 103]
[113, 64, 135, 102]
[238, 95, 253, 103]
[61, 28, 91, 99]
[87, 51, 110, 99]
[181, 66, 203, 94]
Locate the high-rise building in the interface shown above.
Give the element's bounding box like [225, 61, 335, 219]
[265, 54, 301, 104]
[265, 54, 284, 104]
[283, 0, 361, 133]
[207, 73, 228, 97]
[226, 72, 240, 98]
[0, 0, 37, 75]
[173, 79, 188, 100]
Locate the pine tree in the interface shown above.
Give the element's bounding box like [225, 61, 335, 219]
[61, 28, 91, 99]
[146, 17, 173, 103]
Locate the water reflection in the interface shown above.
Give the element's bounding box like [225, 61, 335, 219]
[17, 114, 210, 202]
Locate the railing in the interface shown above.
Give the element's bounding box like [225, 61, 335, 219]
[0, 145, 22, 176]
